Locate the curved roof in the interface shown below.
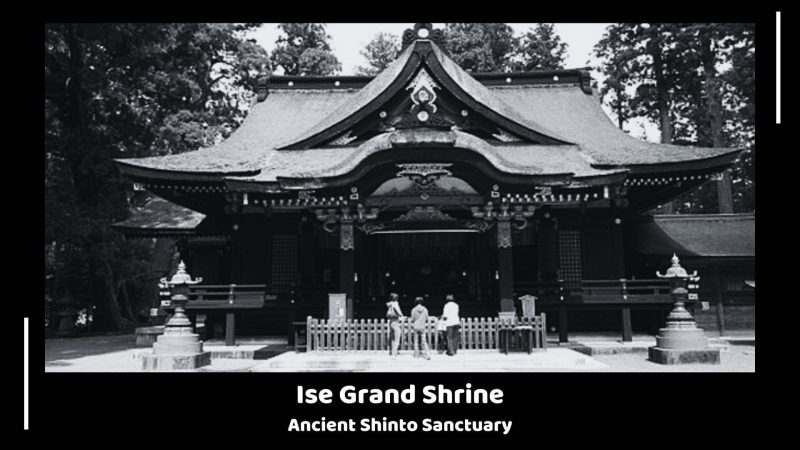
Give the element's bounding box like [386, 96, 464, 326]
[115, 88, 357, 174]
[627, 214, 755, 257]
[111, 197, 206, 236]
[226, 130, 623, 187]
[115, 36, 739, 187]
[490, 85, 735, 166]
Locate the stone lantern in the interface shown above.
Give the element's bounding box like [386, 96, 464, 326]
[142, 261, 211, 370]
[648, 255, 720, 365]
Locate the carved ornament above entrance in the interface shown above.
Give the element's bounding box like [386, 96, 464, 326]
[395, 163, 453, 188]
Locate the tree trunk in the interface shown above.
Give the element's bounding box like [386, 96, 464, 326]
[700, 29, 734, 213]
[119, 280, 136, 321]
[64, 24, 88, 197]
[653, 48, 675, 213]
[97, 261, 124, 330]
[147, 238, 178, 309]
[652, 51, 673, 144]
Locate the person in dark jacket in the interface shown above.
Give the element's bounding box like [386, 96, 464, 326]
[410, 297, 431, 359]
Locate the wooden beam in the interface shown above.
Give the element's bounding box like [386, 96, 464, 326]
[621, 306, 632, 342]
[498, 246, 514, 312]
[558, 307, 569, 343]
[497, 220, 514, 312]
[339, 222, 355, 318]
[714, 266, 727, 336]
[225, 312, 235, 346]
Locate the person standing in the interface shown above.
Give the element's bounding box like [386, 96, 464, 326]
[436, 315, 448, 354]
[410, 297, 431, 360]
[386, 293, 403, 357]
[442, 294, 461, 356]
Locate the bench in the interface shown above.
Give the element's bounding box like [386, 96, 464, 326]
[135, 326, 165, 347]
[185, 284, 274, 346]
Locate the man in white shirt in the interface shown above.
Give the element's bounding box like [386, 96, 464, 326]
[441, 294, 460, 356]
[386, 292, 403, 357]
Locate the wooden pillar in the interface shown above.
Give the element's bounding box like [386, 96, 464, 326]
[497, 219, 514, 312]
[621, 306, 632, 342]
[713, 265, 727, 336]
[558, 306, 569, 343]
[225, 312, 235, 346]
[339, 221, 355, 319]
[610, 215, 625, 278]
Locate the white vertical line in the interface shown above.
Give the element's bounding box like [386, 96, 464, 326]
[777, 11, 782, 124]
[24, 317, 28, 430]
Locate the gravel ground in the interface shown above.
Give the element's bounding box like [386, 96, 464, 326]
[592, 345, 755, 372]
[45, 334, 754, 372]
[45, 334, 265, 372]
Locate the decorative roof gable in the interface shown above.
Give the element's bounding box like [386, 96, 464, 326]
[277, 24, 571, 150]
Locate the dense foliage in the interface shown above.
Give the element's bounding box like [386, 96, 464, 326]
[357, 23, 569, 75]
[594, 23, 755, 213]
[270, 23, 342, 76]
[45, 23, 269, 330]
[355, 32, 401, 76]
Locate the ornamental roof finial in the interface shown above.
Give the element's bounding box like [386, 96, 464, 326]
[163, 260, 203, 286]
[402, 23, 446, 50]
[656, 253, 697, 279]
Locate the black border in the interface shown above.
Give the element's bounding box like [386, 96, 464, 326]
[32, 9, 780, 439]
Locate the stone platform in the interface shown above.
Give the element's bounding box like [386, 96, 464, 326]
[648, 347, 721, 365]
[141, 352, 211, 371]
[141, 329, 210, 371]
[571, 341, 653, 356]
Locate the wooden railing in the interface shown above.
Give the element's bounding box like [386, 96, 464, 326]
[182, 284, 274, 346]
[187, 284, 272, 304]
[515, 278, 672, 303]
[306, 315, 547, 352]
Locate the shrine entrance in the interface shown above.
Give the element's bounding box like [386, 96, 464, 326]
[355, 228, 500, 317]
[379, 231, 477, 298]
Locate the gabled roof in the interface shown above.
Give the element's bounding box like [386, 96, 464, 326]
[276, 40, 570, 150]
[115, 27, 740, 190]
[111, 197, 206, 236]
[225, 130, 626, 192]
[627, 214, 755, 257]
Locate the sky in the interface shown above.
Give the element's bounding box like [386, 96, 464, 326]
[247, 23, 659, 142]
[249, 23, 610, 74]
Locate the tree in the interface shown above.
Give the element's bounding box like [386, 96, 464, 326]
[270, 23, 342, 76]
[355, 32, 400, 76]
[512, 23, 568, 71]
[444, 23, 517, 72]
[594, 31, 637, 130]
[596, 24, 689, 145]
[672, 23, 755, 213]
[45, 23, 268, 330]
[594, 23, 755, 214]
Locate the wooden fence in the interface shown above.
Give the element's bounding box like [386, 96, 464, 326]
[306, 315, 547, 352]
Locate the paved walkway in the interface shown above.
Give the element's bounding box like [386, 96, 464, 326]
[45, 334, 278, 372]
[44, 333, 754, 372]
[251, 349, 608, 372]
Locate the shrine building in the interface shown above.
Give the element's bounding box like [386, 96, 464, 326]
[113, 24, 754, 342]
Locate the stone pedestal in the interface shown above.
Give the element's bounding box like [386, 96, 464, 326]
[648, 327, 720, 364]
[648, 255, 720, 365]
[141, 326, 210, 371]
[141, 261, 210, 371]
